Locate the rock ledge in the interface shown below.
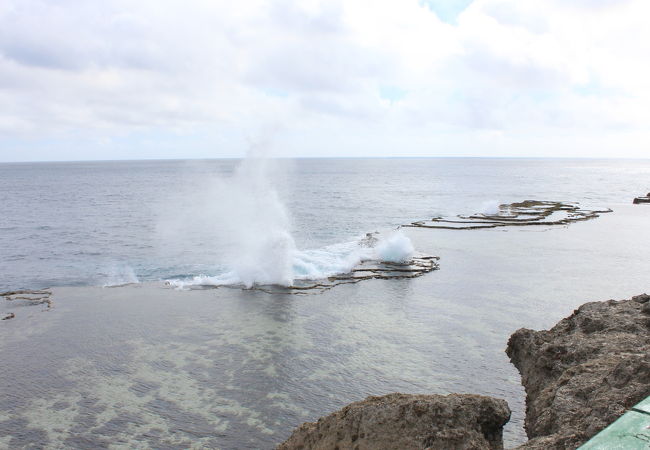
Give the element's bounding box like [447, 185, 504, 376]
[506, 294, 650, 448]
[278, 393, 511, 450]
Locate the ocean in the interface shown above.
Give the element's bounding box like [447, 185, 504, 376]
[1, 158, 649, 448]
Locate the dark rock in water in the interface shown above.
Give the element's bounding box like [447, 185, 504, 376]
[277, 393, 511, 450]
[633, 196, 650, 204]
[506, 297, 650, 449]
[2, 312, 15, 320]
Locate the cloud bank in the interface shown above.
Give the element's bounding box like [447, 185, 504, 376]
[1, 0, 649, 160]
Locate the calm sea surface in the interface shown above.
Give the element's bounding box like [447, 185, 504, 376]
[1, 158, 649, 448]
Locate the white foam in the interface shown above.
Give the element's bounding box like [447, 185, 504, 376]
[167, 231, 417, 289]
[375, 231, 415, 263]
[479, 200, 501, 215]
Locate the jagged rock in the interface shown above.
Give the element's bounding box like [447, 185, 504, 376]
[507, 297, 650, 449]
[277, 393, 510, 450]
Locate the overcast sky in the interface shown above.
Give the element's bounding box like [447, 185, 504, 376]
[1, 0, 649, 161]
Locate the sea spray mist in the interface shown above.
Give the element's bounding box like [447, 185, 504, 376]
[229, 155, 296, 287]
[154, 137, 297, 287]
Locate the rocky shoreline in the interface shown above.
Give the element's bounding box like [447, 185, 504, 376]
[279, 294, 650, 449]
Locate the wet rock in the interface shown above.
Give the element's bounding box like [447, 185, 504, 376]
[506, 297, 650, 449]
[403, 200, 612, 230]
[178, 255, 440, 295]
[2, 312, 15, 320]
[278, 393, 511, 450]
[633, 193, 650, 204]
[1, 289, 53, 308]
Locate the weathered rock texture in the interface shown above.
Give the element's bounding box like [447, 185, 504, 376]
[507, 294, 650, 449]
[278, 393, 511, 450]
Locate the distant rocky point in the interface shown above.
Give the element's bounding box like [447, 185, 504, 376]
[278, 294, 650, 449]
[633, 193, 650, 204]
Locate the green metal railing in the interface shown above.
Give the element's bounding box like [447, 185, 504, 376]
[579, 396, 650, 449]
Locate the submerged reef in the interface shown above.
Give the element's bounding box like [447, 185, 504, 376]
[279, 294, 650, 449]
[1, 289, 53, 315]
[403, 200, 612, 230]
[1, 289, 53, 321]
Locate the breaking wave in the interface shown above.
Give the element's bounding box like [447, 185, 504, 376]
[167, 231, 415, 289]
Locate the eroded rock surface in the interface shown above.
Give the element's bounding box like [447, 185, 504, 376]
[173, 255, 439, 295]
[1, 289, 53, 308]
[278, 393, 511, 450]
[255, 255, 439, 294]
[403, 200, 612, 230]
[506, 294, 650, 449]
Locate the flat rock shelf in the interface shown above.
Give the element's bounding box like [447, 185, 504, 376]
[167, 254, 440, 295]
[402, 200, 612, 230]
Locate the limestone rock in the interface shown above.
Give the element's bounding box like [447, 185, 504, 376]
[507, 297, 650, 449]
[278, 393, 510, 450]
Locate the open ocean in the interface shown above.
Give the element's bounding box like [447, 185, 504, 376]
[1, 157, 649, 448]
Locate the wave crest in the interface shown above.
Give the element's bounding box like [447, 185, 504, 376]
[167, 231, 416, 289]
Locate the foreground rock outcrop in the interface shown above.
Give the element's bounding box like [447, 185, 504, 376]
[507, 294, 650, 449]
[278, 393, 511, 450]
[279, 295, 649, 449]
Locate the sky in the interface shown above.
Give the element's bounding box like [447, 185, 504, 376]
[0, 0, 649, 161]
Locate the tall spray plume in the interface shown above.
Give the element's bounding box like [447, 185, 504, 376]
[229, 150, 296, 288]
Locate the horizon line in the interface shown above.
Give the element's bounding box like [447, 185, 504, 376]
[2, 155, 650, 164]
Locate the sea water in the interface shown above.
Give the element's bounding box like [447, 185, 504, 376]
[1, 157, 648, 291]
[1, 158, 649, 448]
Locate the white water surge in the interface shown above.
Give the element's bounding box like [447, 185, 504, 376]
[164, 152, 416, 289]
[168, 230, 415, 289]
[218, 155, 296, 287]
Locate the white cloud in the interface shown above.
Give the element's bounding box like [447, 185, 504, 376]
[0, 0, 649, 160]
